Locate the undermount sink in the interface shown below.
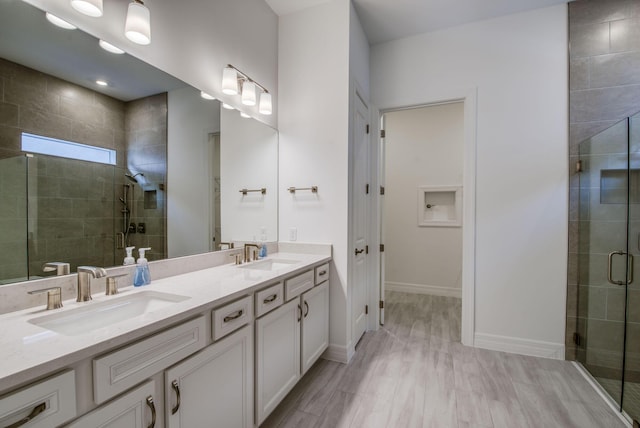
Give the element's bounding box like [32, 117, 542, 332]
[239, 259, 299, 271]
[28, 291, 190, 336]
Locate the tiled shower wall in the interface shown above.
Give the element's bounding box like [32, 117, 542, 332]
[567, 0, 640, 366]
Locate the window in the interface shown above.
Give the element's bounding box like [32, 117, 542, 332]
[21, 132, 116, 165]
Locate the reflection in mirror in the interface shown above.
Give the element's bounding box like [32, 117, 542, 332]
[0, 0, 278, 284]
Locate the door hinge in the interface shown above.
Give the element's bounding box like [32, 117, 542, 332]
[380, 129, 386, 138]
[380, 186, 385, 195]
[366, 184, 369, 194]
[365, 245, 369, 254]
[573, 332, 582, 347]
[365, 305, 369, 315]
[366, 124, 370, 134]
[380, 244, 385, 252]
[379, 300, 384, 309]
[575, 160, 583, 173]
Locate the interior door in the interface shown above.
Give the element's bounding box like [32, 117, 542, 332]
[352, 92, 370, 345]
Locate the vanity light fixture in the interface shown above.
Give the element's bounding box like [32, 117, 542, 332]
[99, 40, 125, 54]
[222, 103, 235, 110]
[222, 64, 272, 115]
[125, 0, 151, 45]
[200, 91, 215, 100]
[46, 12, 77, 30]
[70, 0, 103, 17]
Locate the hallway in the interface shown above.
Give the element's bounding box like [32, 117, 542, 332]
[261, 291, 626, 427]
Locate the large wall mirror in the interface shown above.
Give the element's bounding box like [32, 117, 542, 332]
[0, 0, 278, 285]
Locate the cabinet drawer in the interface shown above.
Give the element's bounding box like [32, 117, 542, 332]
[284, 270, 314, 301]
[0, 370, 76, 428]
[255, 282, 283, 318]
[93, 316, 207, 404]
[212, 295, 252, 341]
[314, 263, 329, 285]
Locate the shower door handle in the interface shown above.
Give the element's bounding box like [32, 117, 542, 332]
[608, 250, 633, 285]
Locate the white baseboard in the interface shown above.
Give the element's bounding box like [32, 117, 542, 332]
[322, 343, 350, 364]
[386, 281, 462, 298]
[474, 332, 565, 359]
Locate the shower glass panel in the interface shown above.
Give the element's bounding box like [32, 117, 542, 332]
[0, 156, 28, 284]
[577, 118, 629, 410]
[26, 154, 116, 276]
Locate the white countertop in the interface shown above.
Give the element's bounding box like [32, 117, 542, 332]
[0, 252, 330, 394]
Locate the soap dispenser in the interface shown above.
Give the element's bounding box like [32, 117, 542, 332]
[133, 247, 151, 286]
[259, 227, 267, 258]
[123, 246, 136, 266]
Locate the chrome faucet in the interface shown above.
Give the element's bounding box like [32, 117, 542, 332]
[43, 262, 70, 276]
[77, 266, 107, 302]
[244, 243, 261, 262]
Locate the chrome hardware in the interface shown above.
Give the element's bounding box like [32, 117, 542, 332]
[303, 301, 309, 318]
[28, 287, 63, 310]
[42, 262, 70, 276]
[146, 396, 156, 428]
[171, 380, 181, 415]
[76, 266, 107, 302]
[244, 243, 261, 262]
[607, 251, 634, 285]
[5, 402, 46, 428]
[239, 188, 266, 195]
[223, 309, 244, 323]
[263, 294, 278, 304]
[355, 248, 365, 256]
[288, 186, 318, 194]
[297, 304, 302, 322]
[106, 274, 127, 296]
[318, 270, 327, 276]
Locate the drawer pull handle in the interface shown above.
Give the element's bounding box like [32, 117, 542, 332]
[146, 396, 156, 428]
[171, 380, 181, 415]
[298, 304, 302, 322]
[5, 402, 46, 428]
[263, 294, 278, 304]
[223, 309, 244, 323]
[318, 270, 327, 276]
[304, 301, 309, 318]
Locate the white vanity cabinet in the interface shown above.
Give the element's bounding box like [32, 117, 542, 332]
[65, 381, 157, 428]
[165, 324, 253, 428]
[301, 280, 329, 374]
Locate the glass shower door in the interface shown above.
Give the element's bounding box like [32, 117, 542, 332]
[577, 118, 630, 410]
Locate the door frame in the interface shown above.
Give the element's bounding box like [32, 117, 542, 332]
[375, 88, 477, 346]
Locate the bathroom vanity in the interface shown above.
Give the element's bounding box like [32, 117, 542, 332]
[0, 248, 331, 427]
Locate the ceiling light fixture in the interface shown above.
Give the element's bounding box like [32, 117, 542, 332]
[240, 112, 250, 118]
[96, 80, 108, 86]
[99, 40, 125, 54]
[70, 0, 103, 17]
[222, 103, 235, 110]
[200, 91, 215, 100]
[222, 64, 272, 115]
[125, 0, 151, 45]
[46, 12, 77, 29]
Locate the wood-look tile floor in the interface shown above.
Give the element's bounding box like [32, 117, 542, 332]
[260, 291, 627, 428]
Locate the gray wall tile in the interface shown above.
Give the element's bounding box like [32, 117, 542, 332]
[610, 18, 640, 53]
[570, 22, 610, 58]
[590, 51, 640, 88]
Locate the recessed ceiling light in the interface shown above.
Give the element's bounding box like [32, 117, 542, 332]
[99, 40, 125, 55]
[222, 103, 234, 110]
[200, 91, 215, 100]
[96, 80, 108, 86]
[45, 12, 76, 30]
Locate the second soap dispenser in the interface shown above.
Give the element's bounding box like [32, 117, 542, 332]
[133, 247, 151, 286]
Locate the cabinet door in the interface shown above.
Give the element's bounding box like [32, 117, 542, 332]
[301, 281, 329, 374]
[66, 381, 156, 428]
[255, 298, 301, 425]
[165, 325, 253, 428]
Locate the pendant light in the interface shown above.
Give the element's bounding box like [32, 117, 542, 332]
[70, 0, 103, 17]
[222, 66, 238, 95]
[125, 0, 151, 45]
[259, 92, 272, 115]
[241, 81, 257, 106]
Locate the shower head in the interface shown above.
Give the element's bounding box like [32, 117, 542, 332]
[125, 173, 144, 183]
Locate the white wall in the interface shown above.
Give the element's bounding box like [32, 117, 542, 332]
[384, 103, 463, 297]
[167, 87, 220, 258]
[278, 0, 351, 360]
[220, 108, 278, 243]
[25, 0, 278, 128]
[372, 5, 568, 355]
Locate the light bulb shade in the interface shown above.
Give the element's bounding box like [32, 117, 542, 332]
[46, 13, 77, 30]
[99, 40, 125, 54]
[222, 103, 234, 110]
[200, 91, 215, 100]
[259, 92, 272, 115]
[125, 2, 151, 45]
[222, 67, 238, 95]
[240, 112, 250, 118]
[241, 81, 257, 106]
[70, 0, 103, 17]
